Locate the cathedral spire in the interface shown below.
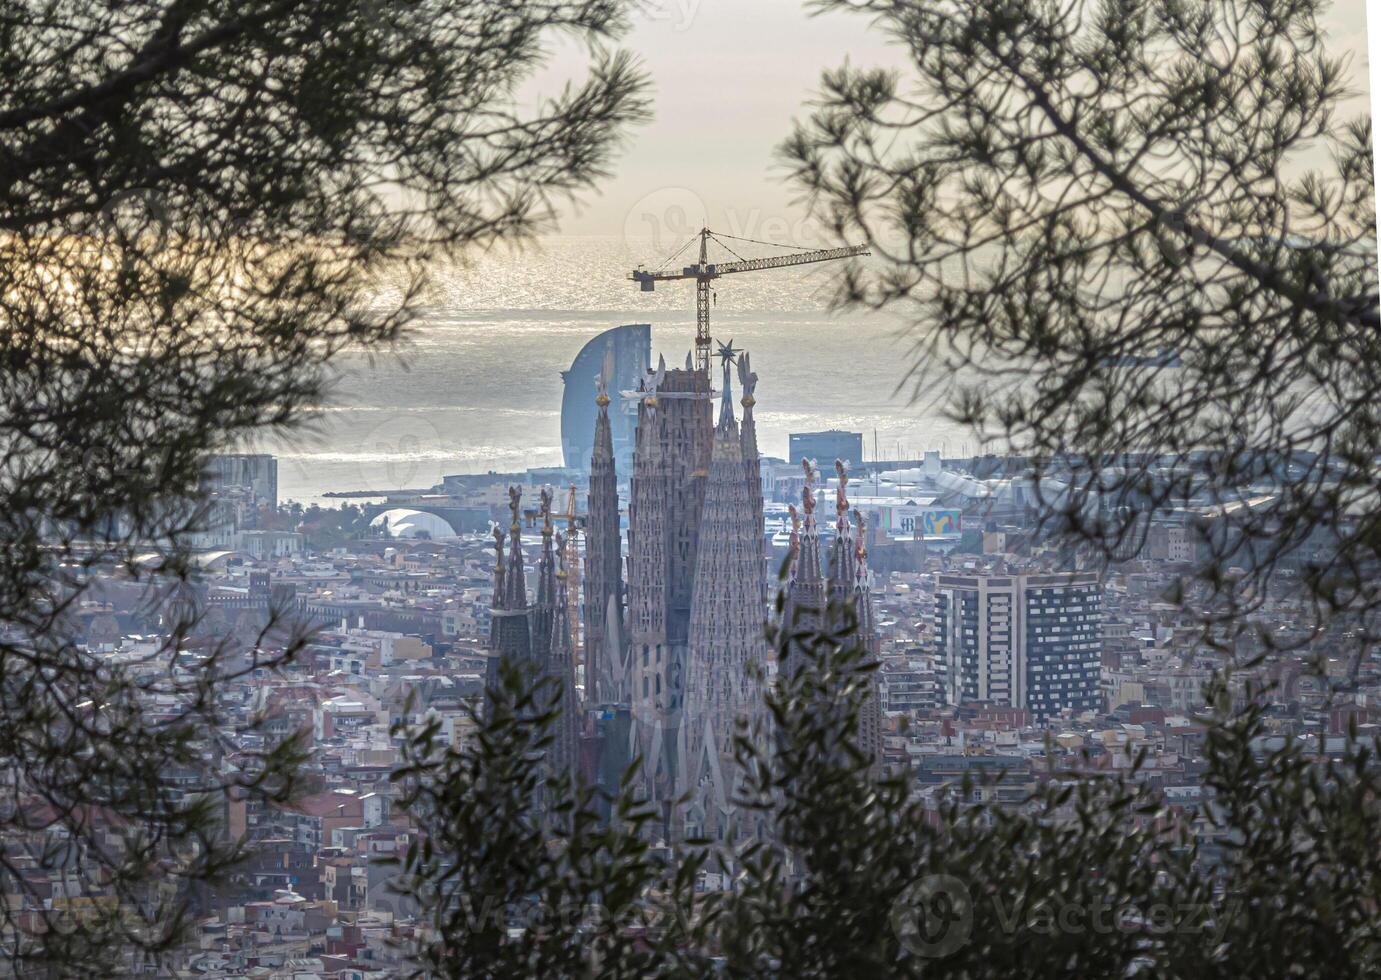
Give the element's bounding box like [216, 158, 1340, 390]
[738, 349, 764, 571]
[487, 486, 532, 714]
[504, 486, 527, 611]
[854, 510, 868, 565]
[782, 459, 826, 683]
[835, 459, 851, 531]
[852, 506, 879, 658]
[627, 353, 712, 822]
[586, 355, 626, 705]
[796, 458, 824, 588]
[546, 533, 581, 785]
[532, 486, 557, 668]
[850, 507, 884, 775]
[489, 524, 505, 648]
[829, 458, 858, 600]
[593, 347, 613, 437]
[738, 350, 758, 431]
[684, 344, 766, 842]
[715, 340, 740, 432]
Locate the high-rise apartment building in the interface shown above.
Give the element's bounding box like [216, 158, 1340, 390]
[935, 571, 1102, 721]
[788, 429, 862, 468]
[206, 453, 278, 512]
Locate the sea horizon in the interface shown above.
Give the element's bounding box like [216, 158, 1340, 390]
[257, 236, 979, 508]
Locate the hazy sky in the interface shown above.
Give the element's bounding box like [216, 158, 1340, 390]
[548, 0, 913, 242]
[543, 0, 1372, 244]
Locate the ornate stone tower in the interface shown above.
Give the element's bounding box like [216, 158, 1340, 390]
[827, 459, 858, 607]
[738, 351, 765, 571]
[681, 344, 768, 843]
[781, 458, 826, 683]
[486, 487, 531, 711]
[627, 353, 713, 810]
[530, 486, 557, 671]
[584, 362, 625, 704]
[487, 525, 504, 652]
[546, 533, 582, 786]
[825, 460, 884, 773]
[852, 508, 885, 773]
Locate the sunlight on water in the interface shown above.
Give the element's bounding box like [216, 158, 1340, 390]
[259, 237, 975, 505]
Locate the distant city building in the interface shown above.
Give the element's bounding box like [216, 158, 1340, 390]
[207, 453, 278, 512]
[367, 487, 492, 535]
[561, 323, 650, 473]
[855, 499, 963, 538]
[788, 430, 862, 467]
[935, 571, 1102, 721]
[881, 660, 942, 713]
[191, 453, 280, 546]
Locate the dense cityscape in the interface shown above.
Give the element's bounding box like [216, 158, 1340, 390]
[2, 0, 1375, 975]
[33, 320, 1369, 975]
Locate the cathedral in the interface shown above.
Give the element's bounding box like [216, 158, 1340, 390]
[483, 486, 580, 790]
[485, 342, 882, 841]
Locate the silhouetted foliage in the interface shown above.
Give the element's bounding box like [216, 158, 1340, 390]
[784, 0, 1377, 665]
[0, 0, 646, 971]
[390, 659, 707, 979]
[396, 3, 1381, 975]
[400, 594, 1381, 976]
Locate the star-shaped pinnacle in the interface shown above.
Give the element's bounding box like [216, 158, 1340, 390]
[715, 339, 741, 369]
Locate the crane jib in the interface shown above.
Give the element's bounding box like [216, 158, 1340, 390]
[629, 245, 868, 284]
[628, 228, 870, 373]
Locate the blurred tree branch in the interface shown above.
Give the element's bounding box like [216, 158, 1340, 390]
[0, 0, 647, 970]
[784, 0, 1378, 662]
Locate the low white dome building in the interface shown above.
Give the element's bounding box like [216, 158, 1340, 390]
[369, 508, 458, 540]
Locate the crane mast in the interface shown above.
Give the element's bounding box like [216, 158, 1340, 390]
[630, 227, 870, 374]
[695, 232, 711, 375]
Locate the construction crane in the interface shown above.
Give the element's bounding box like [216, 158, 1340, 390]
[630, 227, 870, 375]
